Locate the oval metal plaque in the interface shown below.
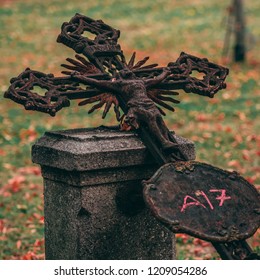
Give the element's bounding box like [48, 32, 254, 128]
[143, 161, 260, 242]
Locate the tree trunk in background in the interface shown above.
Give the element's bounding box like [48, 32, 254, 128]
[233, 0, 246, 62]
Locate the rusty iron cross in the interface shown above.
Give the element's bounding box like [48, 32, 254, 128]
[4, 13, 229, 162]
[4, 14, 259, 260]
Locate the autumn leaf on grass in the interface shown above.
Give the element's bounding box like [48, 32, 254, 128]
[19, 127, 38, 143]
[34, 238, 44, 248]
[251, 229, 260, 248]
[195, 113, 209, 122]
[16, 240, 22, 250]
[39, 216, 44, 224]
[246, 177, 256, 185]
[176, 233, 190, 244]
[228, 160, 242, 169]
[193, 238, 211, 248]
[1, 175, 26, 194]
[242, 150, 251, 161]
[21, 251, 38, 260]
[0, 219, 5, 232]
[18, 166, 41, 176]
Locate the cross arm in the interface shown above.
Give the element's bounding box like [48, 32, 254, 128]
[133, 52, 229, 98]
[4, 68, 105, 116]
[144, 67, 172, 88]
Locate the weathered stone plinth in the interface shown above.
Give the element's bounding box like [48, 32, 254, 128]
[32, 126, 195, 260]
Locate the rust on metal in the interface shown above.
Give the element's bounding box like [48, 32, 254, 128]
[4, 13, 228, 158]
[143, 161, 260, 242]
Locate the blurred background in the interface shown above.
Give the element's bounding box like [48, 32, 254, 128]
[0, 0, 259, 259]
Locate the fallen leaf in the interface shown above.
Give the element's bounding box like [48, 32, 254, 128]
[18, 166, 41, 176]
[0, 219, 4, 232]
[16, 240, 22, 250]
[228, 160, 241, 168]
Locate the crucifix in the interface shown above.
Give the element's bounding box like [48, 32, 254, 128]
[4, 13, 259, 260]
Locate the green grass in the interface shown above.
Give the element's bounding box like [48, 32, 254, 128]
[0, 0, 259, 260]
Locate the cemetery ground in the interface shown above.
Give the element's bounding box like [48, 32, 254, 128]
[0, 0, 259, 259]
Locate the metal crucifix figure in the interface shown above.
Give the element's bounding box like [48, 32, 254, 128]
[4, 14, 259, 260]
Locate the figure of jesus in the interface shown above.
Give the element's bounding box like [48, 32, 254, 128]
[72, 67, 177, 150]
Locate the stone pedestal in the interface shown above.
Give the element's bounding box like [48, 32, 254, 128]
[32, 126, 195, 260]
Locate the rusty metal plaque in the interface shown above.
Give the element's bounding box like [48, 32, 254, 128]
[143, 161, 260, 242]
